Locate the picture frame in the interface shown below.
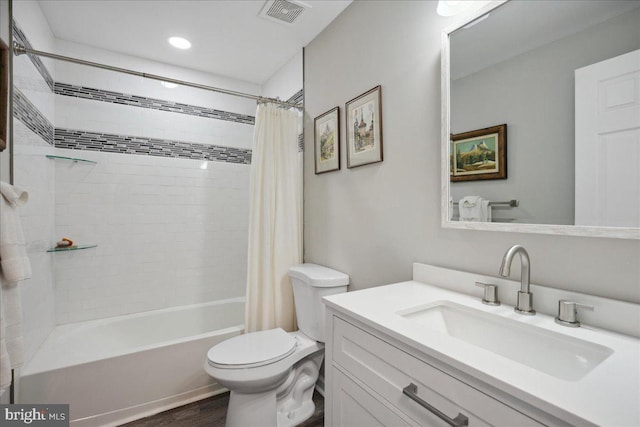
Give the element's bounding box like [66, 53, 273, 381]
[314, 106, 340, 174]
[0, 37, 9, 152]
[450, 124, 507, 182]
[345, 86, 383, 168]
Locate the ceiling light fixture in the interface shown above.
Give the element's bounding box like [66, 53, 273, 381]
[168, 36, 191, 50]
[161, 81, 178, 89]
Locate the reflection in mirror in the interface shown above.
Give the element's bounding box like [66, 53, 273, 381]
[445, 0, 640, 235]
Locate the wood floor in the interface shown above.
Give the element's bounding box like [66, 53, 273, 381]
[121, 391, 324, 427]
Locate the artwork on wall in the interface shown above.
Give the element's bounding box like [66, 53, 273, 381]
[345, 86, 383, 168]
[450, 124, 507, 182]
[314, 106, 340, 174]
[0, 37, 9, 152]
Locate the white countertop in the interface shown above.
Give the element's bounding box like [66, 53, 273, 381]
[324, 280, 640, 427]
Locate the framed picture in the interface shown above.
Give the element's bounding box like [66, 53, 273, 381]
[450, 124, 507, 182]
[314, 107, 340, 174]
[0, 37, 9, 152]
[346, 86, 383, 168]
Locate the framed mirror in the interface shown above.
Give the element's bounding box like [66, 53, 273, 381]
[442, 0, 640, 239]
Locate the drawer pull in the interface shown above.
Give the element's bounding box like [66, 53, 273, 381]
[402, 383, 469, 426]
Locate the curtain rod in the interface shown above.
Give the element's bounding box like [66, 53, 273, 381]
[13, 43, 302, 110]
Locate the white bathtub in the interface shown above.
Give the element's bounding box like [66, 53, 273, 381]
[19, 298, 245, 426]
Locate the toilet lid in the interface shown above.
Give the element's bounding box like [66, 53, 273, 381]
[207, 328, 297, 369]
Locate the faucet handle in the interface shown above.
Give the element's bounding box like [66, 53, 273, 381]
[555, 300, 594, 327]
[475, 282, 501, 306]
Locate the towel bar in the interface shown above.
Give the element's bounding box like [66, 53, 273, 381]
[452, 199, 518, 207]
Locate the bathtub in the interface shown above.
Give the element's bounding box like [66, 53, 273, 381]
[19, 298, 245, 426]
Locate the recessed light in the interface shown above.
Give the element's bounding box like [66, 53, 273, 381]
[161, 81, 178, 89]
[168, 36, 191, 50]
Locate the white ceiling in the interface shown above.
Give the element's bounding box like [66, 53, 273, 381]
[38, 0, 352, 85]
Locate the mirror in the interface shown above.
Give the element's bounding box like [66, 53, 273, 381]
[442, 0, 640, 239]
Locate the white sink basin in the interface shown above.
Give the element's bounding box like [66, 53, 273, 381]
[397, 301, 613, 381]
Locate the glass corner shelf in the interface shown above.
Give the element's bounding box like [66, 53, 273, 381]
[47, 244, 98, 253]
[46, 155, 97, 164]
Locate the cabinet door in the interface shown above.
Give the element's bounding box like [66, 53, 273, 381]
[331, 367, 415, 427]
[332, 316, 544, 427]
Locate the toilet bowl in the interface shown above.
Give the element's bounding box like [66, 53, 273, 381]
[204, 263, 349, 427]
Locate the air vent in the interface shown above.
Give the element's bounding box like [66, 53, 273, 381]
[259, 0, 309, 26]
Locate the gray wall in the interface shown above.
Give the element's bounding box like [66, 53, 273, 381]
[303, 1, 640, 303]
[450, 9, 640, 225]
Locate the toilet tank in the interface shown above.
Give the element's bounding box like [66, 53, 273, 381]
[288, 264, 349, 342]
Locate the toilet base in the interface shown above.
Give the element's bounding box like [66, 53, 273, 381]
[226, 390, 277, 427]
[224, 349, 324, 427]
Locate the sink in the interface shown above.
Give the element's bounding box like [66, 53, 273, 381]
[397, 301, 613, 381]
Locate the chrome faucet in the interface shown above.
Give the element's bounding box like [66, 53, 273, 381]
[499, 245, 535, 315]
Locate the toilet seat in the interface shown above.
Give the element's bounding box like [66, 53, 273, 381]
[207, 328, 297, 369]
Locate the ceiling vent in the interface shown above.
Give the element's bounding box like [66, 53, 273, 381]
[259, 0, 309, 26]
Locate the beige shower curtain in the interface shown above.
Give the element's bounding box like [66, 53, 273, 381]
[245, 103, 302, 333]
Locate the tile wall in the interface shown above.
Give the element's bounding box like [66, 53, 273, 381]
[49, 40, 259, 323]
[12, 3, 303, 338]
[12, 2, 57, 366]
[53, 149, 249, 323]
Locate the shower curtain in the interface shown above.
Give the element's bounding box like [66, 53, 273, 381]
[245, 102, 302, 333]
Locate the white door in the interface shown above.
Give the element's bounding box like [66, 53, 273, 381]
[575, 49, 640, 227]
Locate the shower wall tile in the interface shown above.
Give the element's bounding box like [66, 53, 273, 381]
[53, 149, 249, 324]
[55, 82, 255, 125]
[55, 95, 255, 151]
[13, 88, 54, 146]
[13, 20, 55, 91]
[12, 121, 57, 366]
[54, 128, 252, 164]
[287, 89, 304, 106]
[11, 6, 58, 367]
[55, 38, 259, 118]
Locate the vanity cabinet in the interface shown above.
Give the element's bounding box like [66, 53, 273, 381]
[326, 313, 547, 427]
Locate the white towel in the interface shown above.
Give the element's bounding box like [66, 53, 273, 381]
[459, 196, 492, 222]
[449, 197, 454, 220]
[0, 182, 31, 282]
[0, 181, 31, 393]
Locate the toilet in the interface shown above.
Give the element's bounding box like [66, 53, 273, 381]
[204, 263, 349, 427]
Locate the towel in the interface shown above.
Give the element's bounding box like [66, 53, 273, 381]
[459, 196, 492, 222]
[0, 182, 31, 282]
[0, 181, 31, 394]
[449, 197, 454, 220]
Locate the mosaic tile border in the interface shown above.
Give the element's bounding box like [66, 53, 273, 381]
[13, 19, 256, 127]
[287, 90, 304, 152]
[13, 88, 55, 146]
[12, 20, 55, 91]
[287, 89, 304, 106]
[12, 19, 303, 160]
[54, 83, 256, 125]
[54, 128, 252, 164]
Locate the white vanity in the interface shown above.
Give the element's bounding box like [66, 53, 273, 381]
[323, 263, 640, 427]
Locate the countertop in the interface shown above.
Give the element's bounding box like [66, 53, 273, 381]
[324, 280, 640, 427]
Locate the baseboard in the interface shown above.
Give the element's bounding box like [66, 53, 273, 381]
[71, 383, 227, 427]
